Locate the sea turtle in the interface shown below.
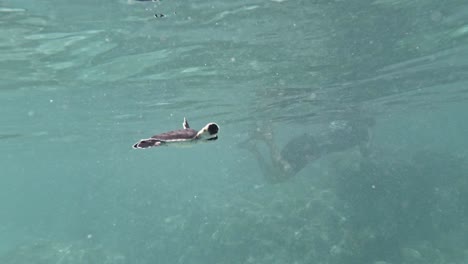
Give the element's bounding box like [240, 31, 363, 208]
[132, 118, 219, 149]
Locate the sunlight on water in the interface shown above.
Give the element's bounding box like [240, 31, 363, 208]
[1, 0, 468, 263]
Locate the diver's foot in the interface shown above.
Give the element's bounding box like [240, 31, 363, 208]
[247, 125, 273, 142]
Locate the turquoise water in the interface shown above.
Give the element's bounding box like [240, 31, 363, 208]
[2, 0, 468, 263]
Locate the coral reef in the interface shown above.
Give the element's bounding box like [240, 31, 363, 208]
[333, 150, 468, 264]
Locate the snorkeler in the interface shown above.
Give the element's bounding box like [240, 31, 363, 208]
[242, 116, 375, 183]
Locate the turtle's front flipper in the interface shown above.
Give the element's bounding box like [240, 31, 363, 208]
[133, 138, 165, 149]
[183, 118, 190, 129]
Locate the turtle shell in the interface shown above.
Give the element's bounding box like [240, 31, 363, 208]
[151, 128, 198, 142]
[133, 128, 199, 149]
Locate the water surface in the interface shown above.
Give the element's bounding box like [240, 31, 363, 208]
[1, 0, 468, 263]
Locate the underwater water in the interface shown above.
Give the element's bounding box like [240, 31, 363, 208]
[2, 0, 468, 263]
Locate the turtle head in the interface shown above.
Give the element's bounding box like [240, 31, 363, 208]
[196, 123, 219, 140]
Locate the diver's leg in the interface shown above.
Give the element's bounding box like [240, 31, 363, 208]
[359, 127, 373, 158]
[240, 140, 276, 183]
[257, 127, 297, 181]
[244, 121, 292, 182]
[245, 143, 283, 183]
[248, 121, 281, 160]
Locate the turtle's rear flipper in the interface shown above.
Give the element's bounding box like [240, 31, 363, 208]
[133, 138, 164, 149]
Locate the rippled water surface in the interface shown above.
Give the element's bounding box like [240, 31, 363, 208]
[1, 0, 468, 263]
